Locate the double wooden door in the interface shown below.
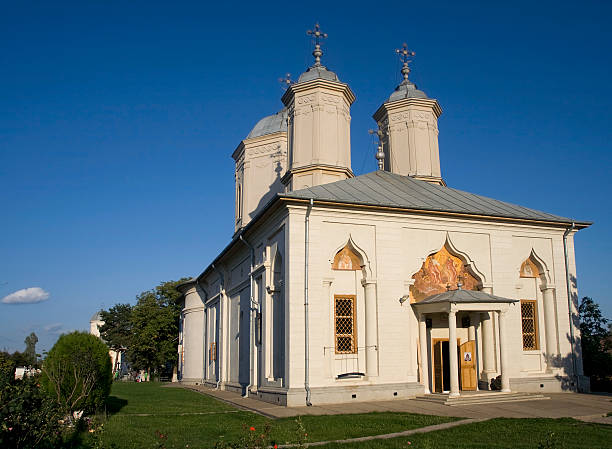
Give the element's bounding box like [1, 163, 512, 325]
[432, 339, 477, 392]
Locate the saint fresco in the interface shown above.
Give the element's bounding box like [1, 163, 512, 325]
[409, 246, 479, 302]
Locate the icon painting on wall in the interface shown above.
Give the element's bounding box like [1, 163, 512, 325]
[409, 246, 479, 303]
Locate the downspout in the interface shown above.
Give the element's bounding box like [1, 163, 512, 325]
[239, 235, 256, 398]
[212, 263, 224, 390]
[304, 198, 314, 406]
[563, 221, 578, 389]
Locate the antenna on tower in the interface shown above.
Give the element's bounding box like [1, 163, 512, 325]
[369, 129, 385, 170]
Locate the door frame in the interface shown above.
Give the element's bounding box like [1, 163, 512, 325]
[431, 338, 461, 393]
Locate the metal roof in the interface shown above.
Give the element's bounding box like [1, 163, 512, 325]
[246, 108, 288, 139]
[282, 170, 588, 225]
[388, 79, 428, 102]
[414, 289, 517, 305]
[297, 65, 339, 83]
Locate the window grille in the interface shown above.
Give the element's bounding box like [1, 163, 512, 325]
[335, 295, 356, 354]
[521, 300, 538, 350]
[209, 342, 217, 361]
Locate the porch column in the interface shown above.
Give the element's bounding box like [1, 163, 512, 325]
[418, 313, 430, 393]
[363, 280, 379, 377]
[448, 311, 460, 397]
[498, 310, 511, 392]
[541, 286, 558, 371]
[480, 312, 496, 381]
[469, 312, 480, 390]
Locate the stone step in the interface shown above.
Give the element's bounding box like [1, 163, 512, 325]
[413, 392, 549, 406]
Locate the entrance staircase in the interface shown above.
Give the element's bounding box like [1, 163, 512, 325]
[414, 391, 549, 406]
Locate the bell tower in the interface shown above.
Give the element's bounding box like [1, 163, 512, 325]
[373, 44, 444, 185]
[281, 24, 355, 192]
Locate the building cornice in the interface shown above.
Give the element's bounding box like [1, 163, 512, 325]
[373, 97, 443, 122]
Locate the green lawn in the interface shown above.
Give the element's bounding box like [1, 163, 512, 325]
[97, 382, 456, 448]
[95, 383, 612, 449]
[320, 418, 612, 448]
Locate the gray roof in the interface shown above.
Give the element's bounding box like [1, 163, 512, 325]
[415, 289, 517, 305]
[388, 79, 428, 102]
[247, 108, 288, 139]
[90, 311, 102, 322]
[298, 65, 339, 83]
[282, 170, 586, 225]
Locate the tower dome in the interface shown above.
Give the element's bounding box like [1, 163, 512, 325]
[246, 108, 288, 139]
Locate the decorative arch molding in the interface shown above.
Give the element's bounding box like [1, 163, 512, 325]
[517, 248, 552, 286]
[407, 233, 487, 285]
[408, 234, 486, 303]
[328, 234, 372, 279]
[444, 235, 488, 285]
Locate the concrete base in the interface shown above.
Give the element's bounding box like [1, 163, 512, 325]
[510, 376, 576, 393]
[254, 382, 425, 407]
[180, 377, 205, 385]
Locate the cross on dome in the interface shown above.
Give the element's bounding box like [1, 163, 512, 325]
[395, 43, 416, 82]
[307, 23, 328, 67]
[278, 73, 293, 90]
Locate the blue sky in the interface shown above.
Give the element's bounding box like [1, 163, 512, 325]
[1, 1, 610, 354]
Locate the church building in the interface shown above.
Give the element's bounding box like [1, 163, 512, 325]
[177, 26, 591, 406]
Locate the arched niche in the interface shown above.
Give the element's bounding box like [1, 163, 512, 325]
[330, 236, 372, 279]
[518, 249, 551, 287]
[409, 244, 482, 303]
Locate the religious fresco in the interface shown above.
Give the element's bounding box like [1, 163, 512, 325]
[332, 245, 361, 271]
[520, 258, 540, 278]
[409, 246, 479, 303]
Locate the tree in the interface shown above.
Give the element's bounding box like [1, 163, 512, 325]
[24, 332, 38, 367]
[129, 279, 187, 378]
[578, 296, 612, 391]
[99, 303, 133, 352]
[41, 331, 112, 415]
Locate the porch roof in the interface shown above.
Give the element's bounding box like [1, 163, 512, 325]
[413, 289, 517, 306]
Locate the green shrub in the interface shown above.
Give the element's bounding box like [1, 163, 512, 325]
[0, 374, 63, 449]
[41, 331, 112, 414]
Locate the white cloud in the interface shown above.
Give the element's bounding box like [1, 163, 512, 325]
[43, 323, 63, 333]
[2, 287, 50, 304]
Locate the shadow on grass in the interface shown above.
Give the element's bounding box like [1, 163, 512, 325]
[106, 395, 128, 416]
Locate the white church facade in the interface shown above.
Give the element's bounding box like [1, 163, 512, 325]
[177, 28, 590, 406]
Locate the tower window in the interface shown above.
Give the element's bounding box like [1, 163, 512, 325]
[334, 295, 357, 354]
[520, 300, 538, 350]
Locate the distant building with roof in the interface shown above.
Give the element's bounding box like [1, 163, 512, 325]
[176, 26, 591, 406]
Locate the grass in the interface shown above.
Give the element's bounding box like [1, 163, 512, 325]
[320, 418, 612, 448]
[97, 382, 456, 448]
[95, 383, 612, 449]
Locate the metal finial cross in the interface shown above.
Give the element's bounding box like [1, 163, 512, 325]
[307, 23, 328, 67]
[369, 129, 385, 170]
[395, 43, 416, 82]
[279, 73, 293, 90]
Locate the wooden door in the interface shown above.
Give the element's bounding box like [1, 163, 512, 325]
[433, 341, 443, 393]
[460, 340, 477, 391]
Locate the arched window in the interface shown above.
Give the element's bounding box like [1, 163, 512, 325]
[519, 256, 542, 351]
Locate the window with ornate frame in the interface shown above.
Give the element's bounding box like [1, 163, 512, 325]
[334, 295, 357, 354]
[520, 300, 538, 350]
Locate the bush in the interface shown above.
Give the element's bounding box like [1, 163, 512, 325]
[0, 374, 63, 449]
[41, 331, 112, 414]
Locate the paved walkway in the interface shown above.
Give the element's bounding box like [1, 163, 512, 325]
[172, 383, 612, 421]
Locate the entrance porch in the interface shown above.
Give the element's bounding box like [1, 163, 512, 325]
[412, 288, 517, 397]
